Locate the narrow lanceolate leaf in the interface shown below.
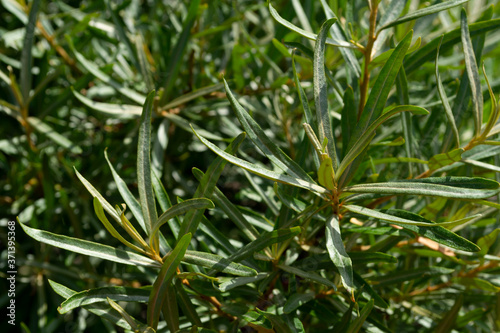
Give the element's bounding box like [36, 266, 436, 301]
[477, 229, 500, 256]
[48, 280, 138, 331]
[18, 219, 160, 268]
[159, 0, 201, 104]
[150, 198, 214, 246]
[161, 83, 224, 111]
[406, 18, 500, 74]
[383, 209, 480, 252]
[434, 295, 463, 333]
[347, 299, 374, 333]
[325, 215, 354, 293]
[104, 149, 146, 233]
[224, 79, 313, 182]
[345, 205, 440, 227]
[107, 298, 153, 333]
[192, 168, 260, 241]
[268, 2, 354, 49]
[283, 293, 316, 314]
[66, 37, 146, 104]
[351, 31, 413, 148]
[74, 167, 121, 223]
[379, 0, 469, 31]
[178, 132, 245, 238]
[369, 267, 454, 286]
[147, 233, 191, 331]
[314, 18, 339, 168]
[93, 197, 147, 254]
[161, 283, 179, 333]
[428, 148, 464, 171]
[344, 177, 500, 200]
[461, 9, 483, 137]
[217, 273, 268, 292]
[373, 0, 406, 55]
[227, 227, 302, 263]
[318, 0, 361, 78]
[277, 264, 337, 290]
[341, 87, 357, 158]
[337, 105, 428, 183]
[58, 286, 149, 314]
[27, 117, 82, 154]
[436, 36, 460, 148]
[138, 90, 157, 237]
[192, 127, 329, 195]
[463, 159, 500, 173]
[72, 88, 142, 119]
[20, 0, 41, 101]
[183, 250, 257, 276]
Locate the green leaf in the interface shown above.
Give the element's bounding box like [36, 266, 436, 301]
[341, 87, 357, 158]
[18, 219, 160, 268]
[147, 233, 191, 330]
[66, 36, 146, 104]
[343, 177, 500, 200]
[183, 250, 257, 277]
[477, 228, 500, 255]
[20, 0, 41, 101]
[369, 266, 454, 286]
[27, 117, 82, 154]
[352, 31, 413, 146]
[382, 209, 480, 252]
[277, 264, 337, 290]
[48, 280, 141, 331]
[58, 286, 149, 314]
[164, 113, 224, 141]
[192, 168, 260, 242]
[178, 132, 245, 238]
[463, 159, 500, 173]
[379, 0, 469, 31]
[436, 36, 460, 148]
[325, 215, 354, 293]
[269, 2, 354, 49]
[104, 149, 147, 234]
[318, 0, 361, 78]
[107, 298, 154, 333]
[461, 9, 483, 137]
[337, 105, 428, 183]
[283, 293, 316, 314]
[453, 277, 500, 292]
[174, 279, 202, 326]
[314, 18, 338, 168]
[217, 273, 268, 292]
[348, 252, 397, 265]
[227, 227, 301, 263]
[151, 198, 214, 246]
[72, 88, 142, 119]
[93, 197, 147, 254]
[191, 127, 329, 195]
[159, 0, 201, 104]
[161, 83, 224, 111]
[434, 295, 463, 333]
[161, 283, 179, 333]
[428, 148, 464, 171]
[224, 79, 313, 182]
[138, 91, 157, 239]
[347, 299, 374, 333]
[344, 205, 439, 227]
[406, 18, 500, 74]
[373, 0, 406, 55]
[76, 167, 120, 223]
[353, 271, 389, 309]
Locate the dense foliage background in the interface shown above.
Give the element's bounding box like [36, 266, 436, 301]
[2, 0, 500, 332]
